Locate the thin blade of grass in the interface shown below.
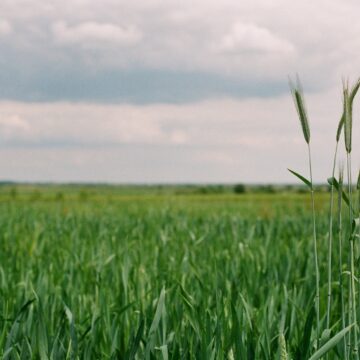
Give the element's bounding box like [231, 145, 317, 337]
[288, 169, 311, 189]
[327, 177, 351, 209]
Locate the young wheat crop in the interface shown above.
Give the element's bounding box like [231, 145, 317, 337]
[289, 76, 360, 359]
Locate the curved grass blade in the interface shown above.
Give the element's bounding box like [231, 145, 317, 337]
[145, 287, 166, 360]
[125, 318, 145, 360]
[327, 177, 350, 209]
[64, 305, 78, 360]
[349, 77, 360, 104]
[288, 169, 311, 189]
[336, 114, 344, 142]
[5, 299, 36, 356]
[295, 305, 315, 360]
[309, 324, 354, 360]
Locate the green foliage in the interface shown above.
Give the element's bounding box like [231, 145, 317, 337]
[288, 169, 312, 189]
[233, 183, 246, 194]
[0, 194, 345, 358]
[9, 187, 17, 200]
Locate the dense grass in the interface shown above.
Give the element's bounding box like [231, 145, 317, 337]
[0, 191, 341, 358]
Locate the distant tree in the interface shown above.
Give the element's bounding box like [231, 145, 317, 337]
[262, 185, 276, 194]
[10, 187, 17, 200]
[234, 184, 246, 194]
[79, 190, 89, 201]
[55, 192, 64, 201]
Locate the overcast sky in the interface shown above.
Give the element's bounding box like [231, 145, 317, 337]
[0, 0, 359, 183]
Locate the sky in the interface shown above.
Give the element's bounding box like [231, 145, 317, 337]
[0, 0, 359, 183]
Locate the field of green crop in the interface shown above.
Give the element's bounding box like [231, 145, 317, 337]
[0, 189, 341, 359]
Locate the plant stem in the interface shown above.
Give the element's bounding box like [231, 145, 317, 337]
[338, 169, 348, 359]
[347, 153, 358, 358]
[308, 143, 320, 348]
[326, 142, 339, 329]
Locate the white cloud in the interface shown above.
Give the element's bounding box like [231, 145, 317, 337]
[0, 115, 30, 141]
[0, 0, 359, 84]
[0, 114, 29, 130]
[0, 19, 12, 36]
[52, 21, 142, 47]
[0, 1, 358, 182]
[219, 22, 295, 54]
[0, 88, 357, 183]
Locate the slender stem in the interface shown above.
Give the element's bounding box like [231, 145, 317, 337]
[349, 262, 353, 355]
[347, 153, 358, 358]
[358, 172, 360, 359]
[326, 142, 339, 329]
[338, 171, 348, 359]
[308, 143, 320, 348]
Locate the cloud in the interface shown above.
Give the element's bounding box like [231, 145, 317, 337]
[0, 1, 359, 102]
[0, 88, 357, 183]
[219, 22, 295, 54]
[0, 20, 12, 36]
[0, 1, 358, 183]
[52, 21, 142, 47]
[0, 114, 30, 141]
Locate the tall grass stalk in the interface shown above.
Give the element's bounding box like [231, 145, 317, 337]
[308, 142, 320, 348]
[290, 77, 320, 347]
[326, 114, 345, 331]
[326, 139, 339, 330]
[338, 168, 347, 359]
[344, 85, 358, 358]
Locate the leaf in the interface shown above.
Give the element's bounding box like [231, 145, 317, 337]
[352, 218, 360, 239]
[327, 177, 350, 209]
[178, 283, 194, 312]
[349, 77, 360, 104]
[309, 324, 354, 360]
[64, 305, 78, 360]
[288, 169, 312, 189]
[295, 305, 315, 360]
[320, 328, 331, 346]
[145, 287, 166, 360]
[336, 114, 344, 142]
[126, 318, 144, 360]
[148, 287, 166, 337]
[5, 299, 36, 355]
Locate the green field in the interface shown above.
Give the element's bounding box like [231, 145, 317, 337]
[0, 186, 345, 358]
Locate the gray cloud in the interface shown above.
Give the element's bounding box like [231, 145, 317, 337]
[52, 21, 142, 48]
[0, 0, 359, 102]
[0, 1, 358, 183]
[0, 91, 357, 183]
[0, 65, 289, 103]
[0, 19, 11, 35]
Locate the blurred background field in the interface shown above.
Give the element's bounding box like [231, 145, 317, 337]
[0, 183, 336, 358]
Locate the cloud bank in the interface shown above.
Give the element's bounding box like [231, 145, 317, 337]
[0, 0, 358, 182]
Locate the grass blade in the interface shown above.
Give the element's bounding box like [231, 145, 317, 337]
[309, 324, 354, 360]
[288, 169, 311, 189]
[327, 177, 351, 209]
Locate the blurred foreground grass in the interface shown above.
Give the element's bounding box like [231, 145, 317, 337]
[0, 185, 335, 358]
